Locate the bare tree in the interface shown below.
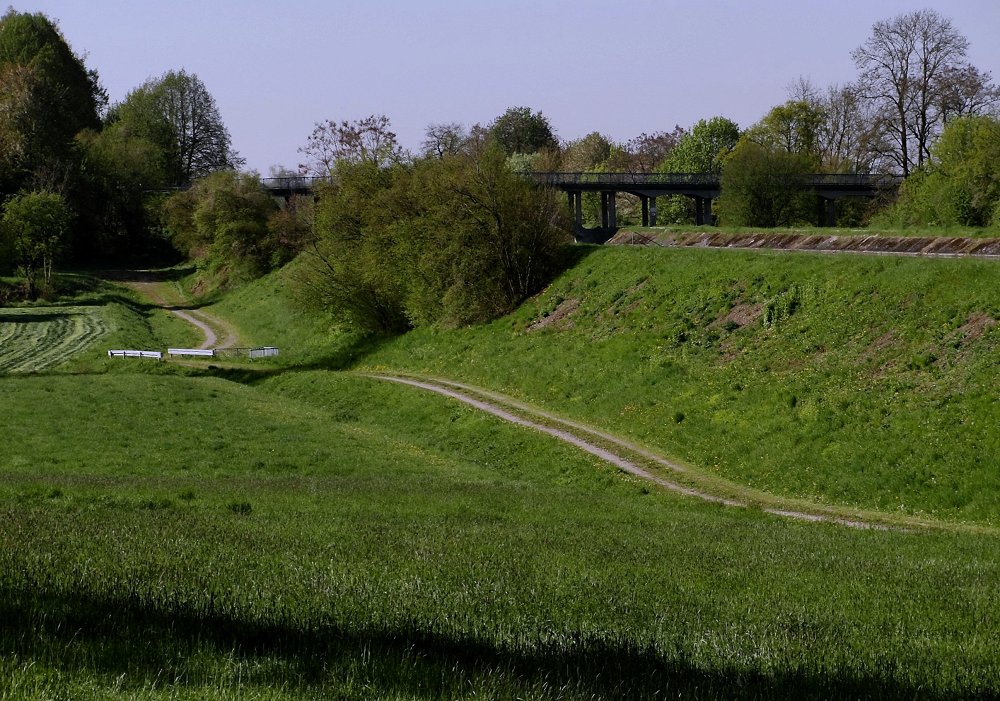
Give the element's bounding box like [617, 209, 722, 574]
[421, 122, 467, 159]
[624, 128, 685, 172]
[935, 63, 1000, 124]
[852, 9, 970, 175]
[298, 114, 403, 176]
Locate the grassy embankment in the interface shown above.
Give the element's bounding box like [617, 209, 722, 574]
[1, 246, 998, 698]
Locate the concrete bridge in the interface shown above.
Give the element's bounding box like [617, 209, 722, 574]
[525, 172, 903, 242]
[259, 171, 902, 243]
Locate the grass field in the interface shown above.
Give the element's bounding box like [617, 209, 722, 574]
[0, 306, 110, 373]
[1, 249, 998, 698]
[1, 371, 998, 699]
[357, 246, 1000, 526]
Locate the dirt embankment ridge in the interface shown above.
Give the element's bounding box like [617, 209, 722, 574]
[611, 229, 1000, 258]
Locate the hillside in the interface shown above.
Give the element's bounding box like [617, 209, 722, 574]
[252, 245, 1000, 526]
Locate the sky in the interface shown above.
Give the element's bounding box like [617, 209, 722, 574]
[10, 0, 1000, 174]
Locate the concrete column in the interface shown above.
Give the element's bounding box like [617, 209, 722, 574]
[694, 196, 705, 225]
[600, 192, 609, 230]
[641, 195, 649, 226]
[825, 198, 837, 227]
[575, 191, 583, 228]
[705, 197, 714, 226]
[608, 192, 617, 230]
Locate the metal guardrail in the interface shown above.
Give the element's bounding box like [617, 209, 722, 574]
[261, 176, 332, 190]
[526, 172, 903, 189]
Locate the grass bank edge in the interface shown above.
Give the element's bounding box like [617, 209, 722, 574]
[352, 368, 995, 537]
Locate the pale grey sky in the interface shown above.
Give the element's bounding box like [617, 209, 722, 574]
[11, 1, 1000, 173]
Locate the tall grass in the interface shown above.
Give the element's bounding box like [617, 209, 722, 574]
[1, 371, 998, 698]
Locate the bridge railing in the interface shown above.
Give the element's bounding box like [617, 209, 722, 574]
[527, 172, 720, 187]
[261, 175, 332, 190]
[527, 172, 903, 189]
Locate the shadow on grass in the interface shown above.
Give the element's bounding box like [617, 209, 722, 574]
[1, 586, 983, 700]
[0, 311, 75, 323]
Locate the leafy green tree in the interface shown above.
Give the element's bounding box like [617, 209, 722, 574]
[716, 141, 816, 227]
[299, 161, 411, 333]
[885, 115, 1000, 228]
[488, 106, 558, 156]
[659, 117, 741, 174]
[0, 10, 103, 193]
[75, 125, 171, 260]
[299, 145, 570, 332]
[654, 117, 740, 224]
[161, 172, 282, 283]
[561, 132, 613, 172]
[744, 100, 825, 167]
[1, 190, 72, 299]
[110, 70, 241, 184]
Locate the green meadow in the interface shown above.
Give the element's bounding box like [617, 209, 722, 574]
[1, 246, 998, 698]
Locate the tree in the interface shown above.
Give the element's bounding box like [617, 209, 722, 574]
[298, 114, 403, 176]
[488, 106, 558, 156]
[885, 115, 1000, 227]
[624, 128, 685, 172]
[716, 141, 815, 227]
[74, 125, 171, 259]
[298, 145, 571, 331]
[659, 116, 740, 174]
[161, 171, 283, 282]
[560, 132, 613, 172]
[745, 100, 825, 166]
[655, 117, 740, 225]
[1, 190, 72, 299]
[0, 10, 103, 193]
[110, 70, 241, 184]
[421, 122, 468, 159]
[852, 9, 985, 176]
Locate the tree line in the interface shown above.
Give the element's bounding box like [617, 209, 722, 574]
[2, 8, 1000, 328]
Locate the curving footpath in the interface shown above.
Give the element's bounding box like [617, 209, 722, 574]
[127, 273, 893, 531]
[365, 373, 891, 531]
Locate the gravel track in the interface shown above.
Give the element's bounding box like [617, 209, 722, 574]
[367, 373, 890, 530]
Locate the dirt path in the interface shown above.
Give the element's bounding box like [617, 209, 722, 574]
[367, 373, 890, 531]
[119, 270, 890, 530]
[122, 278, 239, 350]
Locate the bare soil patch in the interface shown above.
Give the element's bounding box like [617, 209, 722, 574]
[527, 298, 579, 332]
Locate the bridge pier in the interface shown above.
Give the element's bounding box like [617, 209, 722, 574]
[822, 197, 837, 227]
[694, 196, 714, 226]
[639, 195, 658, 227]
[600, 191, 617, 231]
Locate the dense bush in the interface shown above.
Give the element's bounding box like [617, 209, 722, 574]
[297, 145, 571, 333]
[879, 115, 1000, 228]
[161, 171, 292, 284]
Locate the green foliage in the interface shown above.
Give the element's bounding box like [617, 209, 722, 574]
[161, 172, 282, 284]
[488, 106, 558, 156]
[659, 116, 741, 174]
[110, 70, 240, 185]
[716, 141, 817, 227]
[884, 115, 1000, 228]
[561, 131, 614, 172]
[298, 145, 571, 332]
[360, 246, 1000, 525]
[1, 190, 72, 299]
[0, 10, 103, 201]
[744, 100, 825, 168]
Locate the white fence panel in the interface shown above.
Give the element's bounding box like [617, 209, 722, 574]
[168, 348, 215, 357]
[248, 347, 280, 359]
[108, 349, 162, 360]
